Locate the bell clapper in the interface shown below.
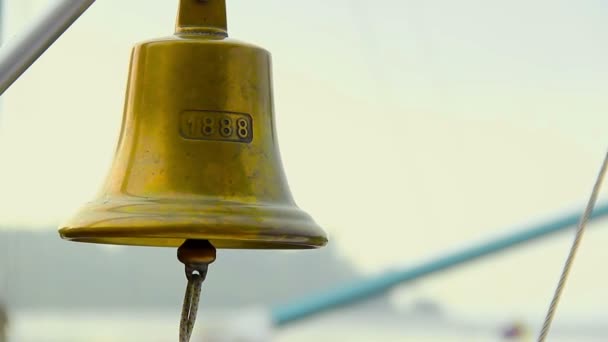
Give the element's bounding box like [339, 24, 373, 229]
[178, 240, 217, 342]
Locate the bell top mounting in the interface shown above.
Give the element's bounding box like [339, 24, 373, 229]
[176, 0, 228, 36]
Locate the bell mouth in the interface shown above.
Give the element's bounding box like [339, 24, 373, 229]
[59, 197, 328, 249]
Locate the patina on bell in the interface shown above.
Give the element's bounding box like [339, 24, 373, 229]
[59, 0, 327, 250]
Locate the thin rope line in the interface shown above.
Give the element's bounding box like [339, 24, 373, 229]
[180, 266, 207, 342]
[538, 150, 608, 342]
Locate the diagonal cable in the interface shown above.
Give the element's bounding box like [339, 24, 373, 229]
[538, 150, 608, 342]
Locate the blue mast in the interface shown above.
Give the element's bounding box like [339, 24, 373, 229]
[272, 202, 608, 326]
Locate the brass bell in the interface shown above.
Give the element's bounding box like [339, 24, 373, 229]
[59, 0, 327, 250]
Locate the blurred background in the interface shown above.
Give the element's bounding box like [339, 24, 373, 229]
[1, 0, 608, 341]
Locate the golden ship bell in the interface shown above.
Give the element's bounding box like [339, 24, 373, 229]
[59, 0, 328, 251]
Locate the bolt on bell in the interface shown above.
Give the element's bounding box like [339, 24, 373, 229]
[59, 0, 328, 250]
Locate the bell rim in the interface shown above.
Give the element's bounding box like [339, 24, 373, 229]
[58, 231, 328, 250]
[58, 198, 328, 249]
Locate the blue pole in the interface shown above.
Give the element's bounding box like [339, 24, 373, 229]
[271, 202, 608, 326]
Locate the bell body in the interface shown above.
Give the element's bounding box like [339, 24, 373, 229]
[59, 1, 327, 249]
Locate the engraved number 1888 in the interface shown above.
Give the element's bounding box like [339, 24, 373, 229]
[181, 111, 253, 143]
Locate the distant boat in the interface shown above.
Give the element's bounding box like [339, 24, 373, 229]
[502, 321, 531, 340]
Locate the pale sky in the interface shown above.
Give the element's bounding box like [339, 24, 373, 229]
[1, 0, 608, 319]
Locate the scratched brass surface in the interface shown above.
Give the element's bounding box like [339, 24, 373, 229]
[59, 0, 328, 249]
